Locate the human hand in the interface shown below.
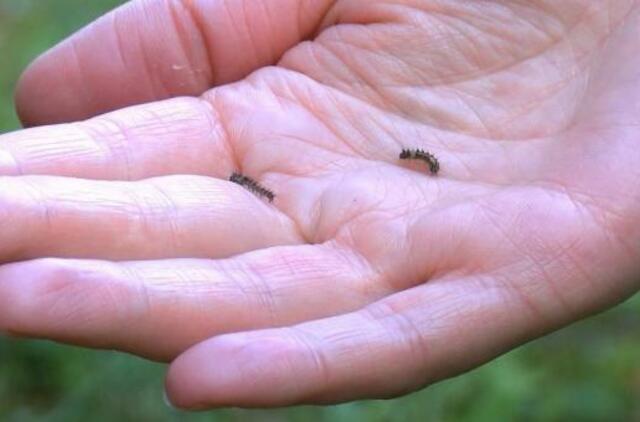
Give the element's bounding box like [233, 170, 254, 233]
[3, 0, 640, 409]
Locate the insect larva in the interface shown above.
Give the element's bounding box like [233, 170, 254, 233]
[399, 148, 440, 175]
[229, 172, 275, 202]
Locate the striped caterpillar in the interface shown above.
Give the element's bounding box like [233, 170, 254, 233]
[399, 148, 440, 175]
[229, 172, 275, 202]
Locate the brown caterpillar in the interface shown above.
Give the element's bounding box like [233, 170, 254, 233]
[399, 148, 440, 175]
[229, 172, 275, 202]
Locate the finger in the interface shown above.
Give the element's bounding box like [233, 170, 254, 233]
[15, 0, 335, 126]
[0, 174, 300, 261]
[164, 275, 563, 409]
[0, 243, 384, 360]
[0, 97, 233, 180]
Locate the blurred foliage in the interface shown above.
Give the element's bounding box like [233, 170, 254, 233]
[0, 1, 639, 421]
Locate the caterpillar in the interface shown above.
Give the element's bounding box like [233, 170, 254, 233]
[399, 148, 440, 175]
[229, 172, 275, 202]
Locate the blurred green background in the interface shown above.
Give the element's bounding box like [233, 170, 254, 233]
[0, 1, 639, 421]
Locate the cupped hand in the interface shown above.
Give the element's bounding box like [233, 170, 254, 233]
[3, 0, 640, 409]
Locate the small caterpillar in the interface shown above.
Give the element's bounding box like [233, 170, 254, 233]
[229, 172, 275, 202]
[399, 148, 440, 175]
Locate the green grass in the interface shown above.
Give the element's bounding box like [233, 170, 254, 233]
[0, 1, 639, 421]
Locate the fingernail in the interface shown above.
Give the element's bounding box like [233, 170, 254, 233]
[163, 390, 176, 410]
[0, 149, 21, 175]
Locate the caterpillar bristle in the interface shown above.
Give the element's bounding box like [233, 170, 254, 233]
[229, 172, 275, 202]
[399, 148, 440, 175]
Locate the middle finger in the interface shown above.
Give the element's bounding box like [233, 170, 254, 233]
[0, 174, 302, 261]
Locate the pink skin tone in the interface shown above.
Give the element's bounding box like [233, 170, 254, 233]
[1, 0, 639, 410]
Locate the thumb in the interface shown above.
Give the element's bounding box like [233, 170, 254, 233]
[15, 0, 334, 126]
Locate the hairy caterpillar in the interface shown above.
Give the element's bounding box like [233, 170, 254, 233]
[229, 172, 275, 202]
[399, 148, 440, 175]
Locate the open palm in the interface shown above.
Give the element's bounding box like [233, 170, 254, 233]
[2, 0, 639, 409]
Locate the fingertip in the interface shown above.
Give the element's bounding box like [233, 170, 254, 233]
[15, 48, 85, 127]
[165, 332, 314, 409]
[164, 336, 241, 410]
[164, 351, 202, 410]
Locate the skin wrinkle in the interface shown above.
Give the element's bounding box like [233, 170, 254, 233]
[281, 47, 511, 140]
[405, 198, 484, 272]
[463, 272, 552, 348]
[449, 87, 495, 138]
[82, 116, 134, 180]
[136, 9, 171, 100]
[34, 266, 94, 332]
[301, 97, 373, 160]
[368, 103, 422, 158]
[205, 91, 244, 171]
[168, 0, 215, 89]
[5, 1, 640, 407]
[442, 63, 570, 118]
[185, 96, 238, 177]
[287, 84, 361, 158]
[303, 321, 381, 403]
[216, 0, 252, 76]
[282, 38, 371, 89]
[113, 183, 154, 255]
[121, 263, 153, 313]
[238, 58, 564, 184]
[147, 180, 182, 253]
[312, 177, 360, 243]
[336, 242, 385, 299]
[514, 249, 575, 321]
[269, 134, 354, 176]
[221, 71, 361, 167]
[364, 297, 431, 366]
[240, 1, 263, 69]
[15, 178, 55, 239]
[286, 326, 332, 399]
[404, 215, 446, 283]
[296, 73, 398, 157]
[68, 38, 94, 113]
[534, 178, 635, 244]
[371, 304, 443, 394]
[553, 181, 640, 268]
[491, 266, 555, 327]
[340, 218, 406, 284]
[122, 3, 167, 100]
[179, 0, 217, 85]
[482, 80, 580, 136]
[278, 2, 631, 142]
[561, 240, 604, 302]
[202, 93, 260, 216]
[44, 262, 130, 342]
[256, 1, 277, 63]
[321, 7, 567, 88]
[112, 11, 129, 72]
[321, 171, 396, 231]
[312, 28, 439, 122]
[233, 259, 280, 325]
[594, 209, 640, 263]
[475, 188, 600, 318]
[331, 100, 385, 158]
[403, 60, 559, 138]
[453, 3, 564, 49]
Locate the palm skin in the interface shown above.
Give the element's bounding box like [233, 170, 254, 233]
[1, 0, 639, 409]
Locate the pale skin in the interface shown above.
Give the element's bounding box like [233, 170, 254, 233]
[1, 0, 639, 410]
